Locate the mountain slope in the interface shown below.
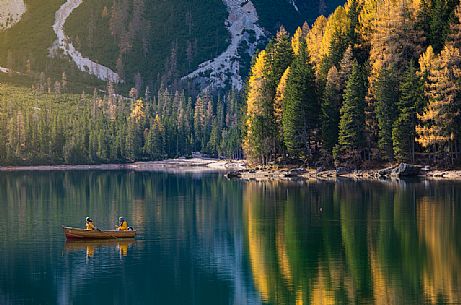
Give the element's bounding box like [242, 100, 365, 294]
[0, 0, 343, 93]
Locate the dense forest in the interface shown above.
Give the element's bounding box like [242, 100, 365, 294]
[2, 0, 461, 167]
[0, 84, 242, 165]
[243, 0, 461, 167]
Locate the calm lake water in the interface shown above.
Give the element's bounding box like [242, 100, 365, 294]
[0, 171, 460, 305]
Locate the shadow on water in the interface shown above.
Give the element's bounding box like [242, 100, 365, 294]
[0, 171, 460, 304]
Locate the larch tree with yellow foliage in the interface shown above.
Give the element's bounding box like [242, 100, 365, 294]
[274, 67, 291, 141]
[126, 99, 146, 160]
[243, 50, 275, 164]
[243, 27, 294, 164]
[417, 44, 461, 164]
[367, 0, 424, 160]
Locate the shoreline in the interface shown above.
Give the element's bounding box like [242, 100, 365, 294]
[3, 159, 461, 181]
[0, 158, 246, 173]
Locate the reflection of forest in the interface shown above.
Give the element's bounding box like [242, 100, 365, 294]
[1, 172, 461, 305]
[244, 181, 461, 305]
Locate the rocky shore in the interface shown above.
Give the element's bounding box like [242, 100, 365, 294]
[3, 159, 461, 181]
[226, 163, 461, 181]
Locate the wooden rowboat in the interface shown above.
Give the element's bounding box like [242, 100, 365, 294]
[63, 226, 136, 240]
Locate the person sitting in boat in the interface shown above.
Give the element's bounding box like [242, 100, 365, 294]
[85, 217, 96, 230]
[117, 217, 129, 231]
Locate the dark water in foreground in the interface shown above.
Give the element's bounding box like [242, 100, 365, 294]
[0, 171, 460, 305]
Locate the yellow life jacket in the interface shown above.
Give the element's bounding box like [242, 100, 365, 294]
[118, 220, 128, 231]
[86, 222, 95, 230]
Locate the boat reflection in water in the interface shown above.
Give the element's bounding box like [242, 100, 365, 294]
[65, 239, 136, 258]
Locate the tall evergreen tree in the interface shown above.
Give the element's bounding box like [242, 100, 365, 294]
[392, 64, 423, 162]
[375, 66, 399, 161]
[338, 46, 354, 92]
[334, 61, 366, 165]
[448, 3, 461, 48]
[282, 42, 319, 159]
[144, 115, 165, 160]
[264, 26, 294, 94]
[321, 66, 341, 155]
[418, 0, 458, 52]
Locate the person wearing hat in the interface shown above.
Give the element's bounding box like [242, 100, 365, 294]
[117, 217, 129, 231]
[85, 217, 96, 230]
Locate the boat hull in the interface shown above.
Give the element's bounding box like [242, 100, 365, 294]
[63, 226, 136, 240]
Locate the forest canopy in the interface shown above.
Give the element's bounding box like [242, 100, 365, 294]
[2, 0, 461, 168]
[0, 84, 242, 165]
[243, 0, 461, 167]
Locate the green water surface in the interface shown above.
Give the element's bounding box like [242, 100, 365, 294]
[0, 171, 460, 305]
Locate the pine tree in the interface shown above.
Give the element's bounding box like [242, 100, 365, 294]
[282, 42, 319, 159]
[392, 63, 423, 163]
[334, 61, 366, 165]
[448, 3, 461, 48]
[375, 65, 399, 161]
[338, 46, 354, 91]
[264, 26, 293, 93]
[418, 0, 458, 53]
[144, 115, 165, 160]
[321, 66, 341, 155]
[0, 116, 6, 163]
[253, 28, 295, 158]
[345, 0, 360, 46]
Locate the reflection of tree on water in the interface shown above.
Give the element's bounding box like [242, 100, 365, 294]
[244, 180, 461, 305]
[418, 195, 461, 304]
[1, 171, 461, 305]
